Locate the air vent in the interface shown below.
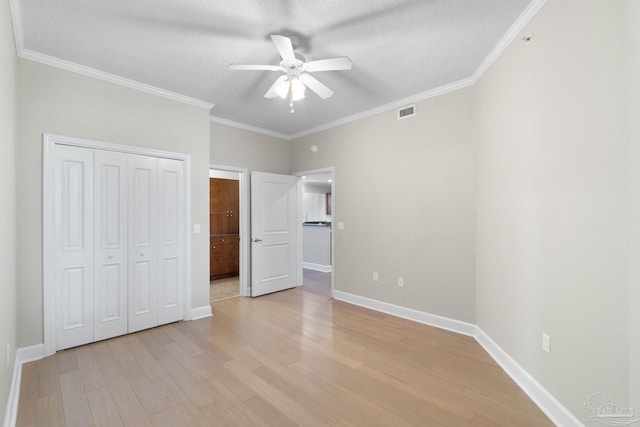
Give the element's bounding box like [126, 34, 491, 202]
[397, 105, 415, 120]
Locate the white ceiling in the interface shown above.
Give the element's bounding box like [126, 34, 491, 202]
[14, 0, 534, 138]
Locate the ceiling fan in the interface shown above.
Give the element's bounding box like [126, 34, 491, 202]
[229, 35, 352, 112]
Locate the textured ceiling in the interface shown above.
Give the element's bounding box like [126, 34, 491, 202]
[15, 0, 533, 137]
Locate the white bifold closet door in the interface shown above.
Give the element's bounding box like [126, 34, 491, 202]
[94, 150, 128, 342]
[54, 145, 96, 351]
[128, 155, 185, 333]
[54, 146, 185, 351]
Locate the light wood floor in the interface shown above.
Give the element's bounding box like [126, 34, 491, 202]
[16, 288, 553, 426]
[302, 268, 332, 297]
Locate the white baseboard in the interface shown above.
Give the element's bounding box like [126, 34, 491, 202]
[333, 290, 476, 336]
[303, 262, 332, 273]
[190, 305, 213, 320]
[474, 329, 584, 427]
[332, 290, 583, 427]
[4, 344, 44, 427]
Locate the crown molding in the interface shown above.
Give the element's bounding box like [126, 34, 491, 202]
[9, 0, 215, 111]
[289, 0, 548, 141]
[209, 115, 291, 141]
[10, 0, 548, 137]
[11, 0, 214, 110]
[18, 49, 214, 110]
[289, 76, 476, 140]
[471, 0, 548, 83]
[9, 0, 23, 55]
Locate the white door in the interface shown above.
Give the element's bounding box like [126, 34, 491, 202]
[128, 154, 159, 332]
[156, 158, 185, 324]
[54, 145, 95, 350]
[251, 172, 298, 297]
[94, 150, 128, 341]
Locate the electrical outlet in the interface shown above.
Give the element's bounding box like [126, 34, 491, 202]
[398, 277, 404, 287]
[542, 333, 550, 354]
[373, 272, 379, 282]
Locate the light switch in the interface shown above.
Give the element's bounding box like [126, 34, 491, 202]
[193, 224, 201, 234]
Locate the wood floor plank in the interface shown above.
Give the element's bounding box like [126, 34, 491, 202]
[75, 345, 107, 391]
[115, 395, 153, 427]
[16, 362, 37, 427]
[121, 360, 169, 415]
[35, 356, 60, 398]
[86, 386, 124, 427]
[36, 394, 65, 427]
[17, 284, 553, 427]
[58, 371, 93, 427]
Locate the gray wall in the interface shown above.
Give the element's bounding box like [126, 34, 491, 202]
[291, 88, 476, 323]
[626, 0, 640, 414]
[210, 122, 290, 174]
[0, 0, 17, 422]
[16, 59, 211, 347]
[474, 0, 634, 418]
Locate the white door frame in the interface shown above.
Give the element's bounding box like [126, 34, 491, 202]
[293, 167, 335, 297]
[209, 164, 249, 297]
[43, 133, 192, 356]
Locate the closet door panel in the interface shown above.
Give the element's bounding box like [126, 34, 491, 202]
[157, 158, 185, 325]
[94, 150, 128, 341]
[128, 154, 158, 332]
[54, 145, 94, 350]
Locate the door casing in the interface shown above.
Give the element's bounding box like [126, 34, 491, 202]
[293, 167, 336, 297]
[209, 164, 249, 296]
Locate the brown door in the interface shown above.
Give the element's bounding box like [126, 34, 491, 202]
[210, 178, 240, 280]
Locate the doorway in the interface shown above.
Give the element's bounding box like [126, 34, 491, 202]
[209, 166, 247, 301]
[297, 169, 335, 297]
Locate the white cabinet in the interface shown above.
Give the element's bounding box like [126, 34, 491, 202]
[53, 145, 186, 350]
[303, 225, 332, 272]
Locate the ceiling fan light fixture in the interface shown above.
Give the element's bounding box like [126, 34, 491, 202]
[291, 78, 306, 101]
[230, 34, 349, 107]
[275, 77, 306, 101]
[274, 80, 289, 99]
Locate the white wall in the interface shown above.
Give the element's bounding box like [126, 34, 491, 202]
[16, 59, 211, 347]
[210, 122, 290, 174]
[291, 88, 476, 322]
[474, 0, 633, 419]
[0, 0, 17, 422]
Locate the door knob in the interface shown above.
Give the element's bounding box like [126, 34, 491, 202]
[252, 237, 263, 243]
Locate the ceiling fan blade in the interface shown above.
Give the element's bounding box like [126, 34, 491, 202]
[298, 74, 334, 99]
[264, 75, 287, 98]
[229, 64, 281, 71]
[271, 35, 296, 62]
[303, 57, 352, 72]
